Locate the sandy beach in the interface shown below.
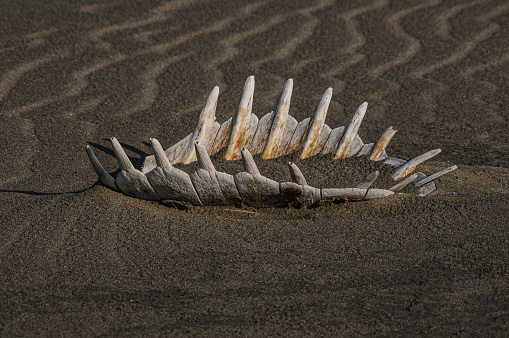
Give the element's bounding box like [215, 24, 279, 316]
[1, 0, 508, 335]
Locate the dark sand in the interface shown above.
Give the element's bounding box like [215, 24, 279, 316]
[1, 0, 508, 335]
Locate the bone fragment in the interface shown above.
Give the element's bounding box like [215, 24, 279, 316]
[414, 165, 458, 187]
[262, 79, 294, 159]
[216, 171, 242, 206]
[110, 137, 160, 200]
[180, 86, 221, 164]
[369, 127, 397, 161]
[195, 143, 216, 172]
[301, 88, 332, 159]
[306, 124, 332, 158]
[150, 138, 171, 168]
[110, 137, 134, 171]
[142, 132, 194, 173]
[225, 76, 255, 160]
[241, 147, 260, 176]
[321, 188, 367, 201]
[355, 171, 379, 189]
[85, 145, 118, 191]
[418, 182, 436, 196]
[389, 173, 419, 192]
[363, 189, 394, 200]
[265, 115, 298, 158]
[288, 162, 307, 186]
[357, 143, 374, 157]
[146, 138, 202, 205]
[210, 117, 232, 155]
[190, 169, 226, 205]
[335, 102, 368, 159]
[248, 111, 274, 154]
[285, 117, 310, 154]
[384, 157, 407, 167]
[302, 185, 321, 205]
[234, 171, 282, 207]
[392, 149, 441, 180]
[321, 126, 344, 155]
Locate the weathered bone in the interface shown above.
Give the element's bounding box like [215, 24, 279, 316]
[392, 149, 441, 180]
[370, 127, 397, 161]
[86, 76, 456, 208]
[355, 171, 379, 189]
[110, 137, 160, 200]
[301, 88, 332, 159]
[180, 86, 220, 164]
[262, 79, 294, 159]
[335, 102, 367, 159]
[146, 138, 202, 205]
[389, 173, 419, 192]
[85, 145, 118, 191]
[225, 76, 256, 160]
[414, 165, 458, 187]
[288, 162, 307, 186]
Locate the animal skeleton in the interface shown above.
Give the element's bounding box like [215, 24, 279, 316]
[86, 76, 457, 207]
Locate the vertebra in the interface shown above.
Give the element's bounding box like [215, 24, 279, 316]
[86, 76, 457, 207]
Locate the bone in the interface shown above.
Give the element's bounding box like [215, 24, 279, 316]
[147, 139, 202, 205]
[225, 76, 255, 160]
[369, 127, 397, 161]
[109, 137, 160, 200]
[392, 149, 442, 180]
[150, 138, 172, 168]
[110, 137, 135, 171]
[357, 143, 374, 157]
[142, 132, 192, 173]
[414, 165, 458, 187]
[190, 169, 226, 205]
[321, 188, 367, 201]
[247, 111, 274, 154]
[303, 124, 332, 158]
[389, 173, 419, 192]
[355, 171, 379, 189]
[180, 86, 221, 164]
[85, 145, 118, 191]
[288, 162, 307, 186]
[301, 88, 332, 159]
[234, 171, 283, 208]
[241, 147, 260, 176]
[195, 143, 216, 172]
[210, 117, 232, 155]
[215, 172, 242, 206]
[335, 102, 368, 159]
[384, 157, 407, 167]
[262, 79, 294, 159]
[284, 117, 310, 154]
[363, 189, 394, 200]
[419, 182, 436, 196]
[321, 126, 344, 155]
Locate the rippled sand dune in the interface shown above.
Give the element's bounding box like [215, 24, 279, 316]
[0, 0, 508, 335]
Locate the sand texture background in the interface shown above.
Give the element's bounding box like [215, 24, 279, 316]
[1, 0, 508, 335]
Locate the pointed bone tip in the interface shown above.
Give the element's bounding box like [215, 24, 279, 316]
[85, 144, 90, 149]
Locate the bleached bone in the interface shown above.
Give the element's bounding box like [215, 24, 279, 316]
[301, 88, 332, 159]
[335, 102, 367, 159]
[370, 127, 397, 161]
[414, 165, 458, 187]
[262, 79, 294, 159]
[180, 86, 220, 164]
[392, 149, 441, 180]
[355, 171, 379, 189]
[225, 76, 257, 160]
[110, 137, 160, 200]
[146, 138, 202, 205]
[86, 76, 456, 207]
[389, 173, 419, 192]
[86, 145, 118, 191]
